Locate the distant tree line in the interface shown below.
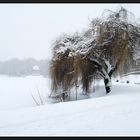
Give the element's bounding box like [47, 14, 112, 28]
[0, 58, 50, 77]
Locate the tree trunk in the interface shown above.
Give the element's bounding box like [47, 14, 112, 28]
[75, 86, 77, 100]
[88, 58, 115, 94]
[104, 68, 116, 94]
[104, 78, 111, 94]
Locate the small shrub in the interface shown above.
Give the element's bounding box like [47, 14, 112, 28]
[126, 80, 129, 84]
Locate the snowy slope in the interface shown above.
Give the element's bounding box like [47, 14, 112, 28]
[0, 75, 140, 136]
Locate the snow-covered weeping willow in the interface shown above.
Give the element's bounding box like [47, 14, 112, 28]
[50, 7, 140, 101]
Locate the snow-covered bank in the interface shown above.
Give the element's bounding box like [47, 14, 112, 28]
[0, 75, 140, 136]
[0, 74, 136, 111]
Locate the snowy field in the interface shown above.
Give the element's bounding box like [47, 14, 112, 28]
[0, 75, 106, 110]
[0, 74, 140, 136]
[0, 75, 52, 110]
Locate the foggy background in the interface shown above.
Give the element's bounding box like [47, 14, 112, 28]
[0, 4, 139, 76]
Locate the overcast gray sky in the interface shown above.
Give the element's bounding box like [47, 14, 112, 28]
[0, 4, 140, 61]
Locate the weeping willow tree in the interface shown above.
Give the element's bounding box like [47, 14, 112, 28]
[50, 7, 140, 100]
[50, 34, 80, 101]
[73, 54, 97, 94]
[76, 6, 140, 93]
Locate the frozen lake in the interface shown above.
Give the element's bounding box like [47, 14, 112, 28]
[0, 75, 51, 110]
[0, 74, 139, 111]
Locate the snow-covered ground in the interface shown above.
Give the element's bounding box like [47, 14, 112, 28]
[0, 74, 140, 136]
[0, 75, 51, 110]
[0, 75, 105, 110]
